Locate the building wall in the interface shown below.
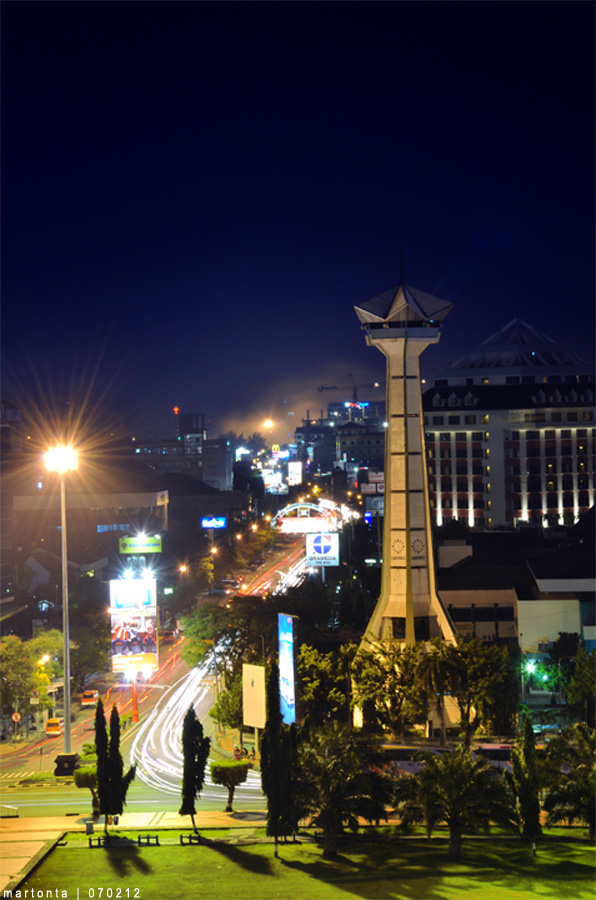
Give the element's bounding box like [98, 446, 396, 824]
[518, 598, 581, 654]
[441, 588, 518, 642]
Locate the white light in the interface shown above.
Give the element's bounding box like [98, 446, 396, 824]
[44, 444, 78, 474]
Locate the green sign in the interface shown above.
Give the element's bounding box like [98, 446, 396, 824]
[119, 535, 162, 555]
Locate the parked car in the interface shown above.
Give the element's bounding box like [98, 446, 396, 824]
[46, 717, 65, 736]
[81, 690, 99, 707]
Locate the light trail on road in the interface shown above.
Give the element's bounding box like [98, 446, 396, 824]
[129, 655, 263, 805]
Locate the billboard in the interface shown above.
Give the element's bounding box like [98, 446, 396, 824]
[200, 516, 227, 529]
[119, 534, 162, 555]
[305, 533, 340, 567]
[287, 461, 303, 486]
[278, 613, 296, 724]
[109, 578, 158, 674]
[242, 663, 266, 729]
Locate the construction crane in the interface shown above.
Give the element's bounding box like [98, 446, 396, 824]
[317, 373, 380, 405]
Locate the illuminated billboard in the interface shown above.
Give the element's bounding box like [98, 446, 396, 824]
[305, 533, 340, 567]
[278, 613, 296, 724]
[109, 578, 158, 674]
[287, 461, 303, 486]
[201, 516, 227, 529]
[119, 534, 162, 555]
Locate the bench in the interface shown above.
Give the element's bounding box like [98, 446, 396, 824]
[1, 806, 18, 818]
[137, 834, 160, 846]
[180, 833, 201, 845]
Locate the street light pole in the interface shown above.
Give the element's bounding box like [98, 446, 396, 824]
[59, 471, 72, 753]
[45, 444, 78, 755]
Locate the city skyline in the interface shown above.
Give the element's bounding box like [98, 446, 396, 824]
[2, 3, 594, 445]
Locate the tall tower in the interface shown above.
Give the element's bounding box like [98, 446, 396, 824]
[354, 281, 456, 646]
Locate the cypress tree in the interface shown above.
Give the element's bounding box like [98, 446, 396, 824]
[260, 661, 299, 856]
[179, 705, 211, 835]
[511, 714, 542, 839]
[94, 701, 136, 833]
[94, 699, 110, 833]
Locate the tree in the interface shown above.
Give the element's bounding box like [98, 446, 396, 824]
[210, 759, 250, 812]
[416, 638, 453, 745]
[260, 661, 300, 855]
[296, 724, 391, 858]
[179, 705, 211, 835]
[94, 700, 136, 833]
[0, 636, 36, 716]
[394, 745, 518, 859]
[566, 645, 595, 728]
[210, 674, 245, 737]
[297, 644, 356, 728]
[511, 714, 541, 838]
[543, 723, 595, 839]
[443, 637, 511, 747]
[352, 641, 424, 738]
[74, 767, 99, 818]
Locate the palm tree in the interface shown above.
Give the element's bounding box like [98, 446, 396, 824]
[394, 745, 518, 858]
[297, 725, 391, 858]
[543, 723, 595, 839]
[416, 638, 453, 745]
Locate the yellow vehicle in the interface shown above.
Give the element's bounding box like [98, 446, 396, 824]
[45, 717, 64, 736]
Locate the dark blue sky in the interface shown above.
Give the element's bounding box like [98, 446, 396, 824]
[2, 2, 594, 445]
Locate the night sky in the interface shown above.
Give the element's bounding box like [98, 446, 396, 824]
[2, 2, 594, 446]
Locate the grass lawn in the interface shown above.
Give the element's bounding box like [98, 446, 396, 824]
[21, 830, 595, 900]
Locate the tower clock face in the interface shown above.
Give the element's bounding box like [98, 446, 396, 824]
[391, 537, 406, 558]
[411, 537, 425, 557]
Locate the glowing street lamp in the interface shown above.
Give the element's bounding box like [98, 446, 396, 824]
[44, 443, 78, 753]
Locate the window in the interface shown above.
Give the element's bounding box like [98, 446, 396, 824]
[526, 431, 540, 440]
[448, 416, 460, 425]
[435, 379, 448, 387]
[522, 375, 535, 384]
[545, 430, 556, 439]
[506, 376, 520, 384]
[433, 416, 444, 425]
[552, 413, 563, 423]
[465, 415, 477, 425]
[472, 432, 483, 441]
[455, 432, 466, 441]
[567, 412, 578, 422]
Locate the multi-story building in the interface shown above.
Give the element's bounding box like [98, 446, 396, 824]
[422, 319, 594, 528]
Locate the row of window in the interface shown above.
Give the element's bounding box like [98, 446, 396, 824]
[434, 375, 592, 387]
[426, 411, 593, 427]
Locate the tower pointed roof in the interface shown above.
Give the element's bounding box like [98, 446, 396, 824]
[354, 283, 453, 326]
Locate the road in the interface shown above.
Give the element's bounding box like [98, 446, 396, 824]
[0, 536, 309, 816]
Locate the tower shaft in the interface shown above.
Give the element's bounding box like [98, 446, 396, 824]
[354, 282, 456, 646]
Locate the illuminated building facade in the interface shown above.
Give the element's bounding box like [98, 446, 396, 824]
[423, 319, 595, 528]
